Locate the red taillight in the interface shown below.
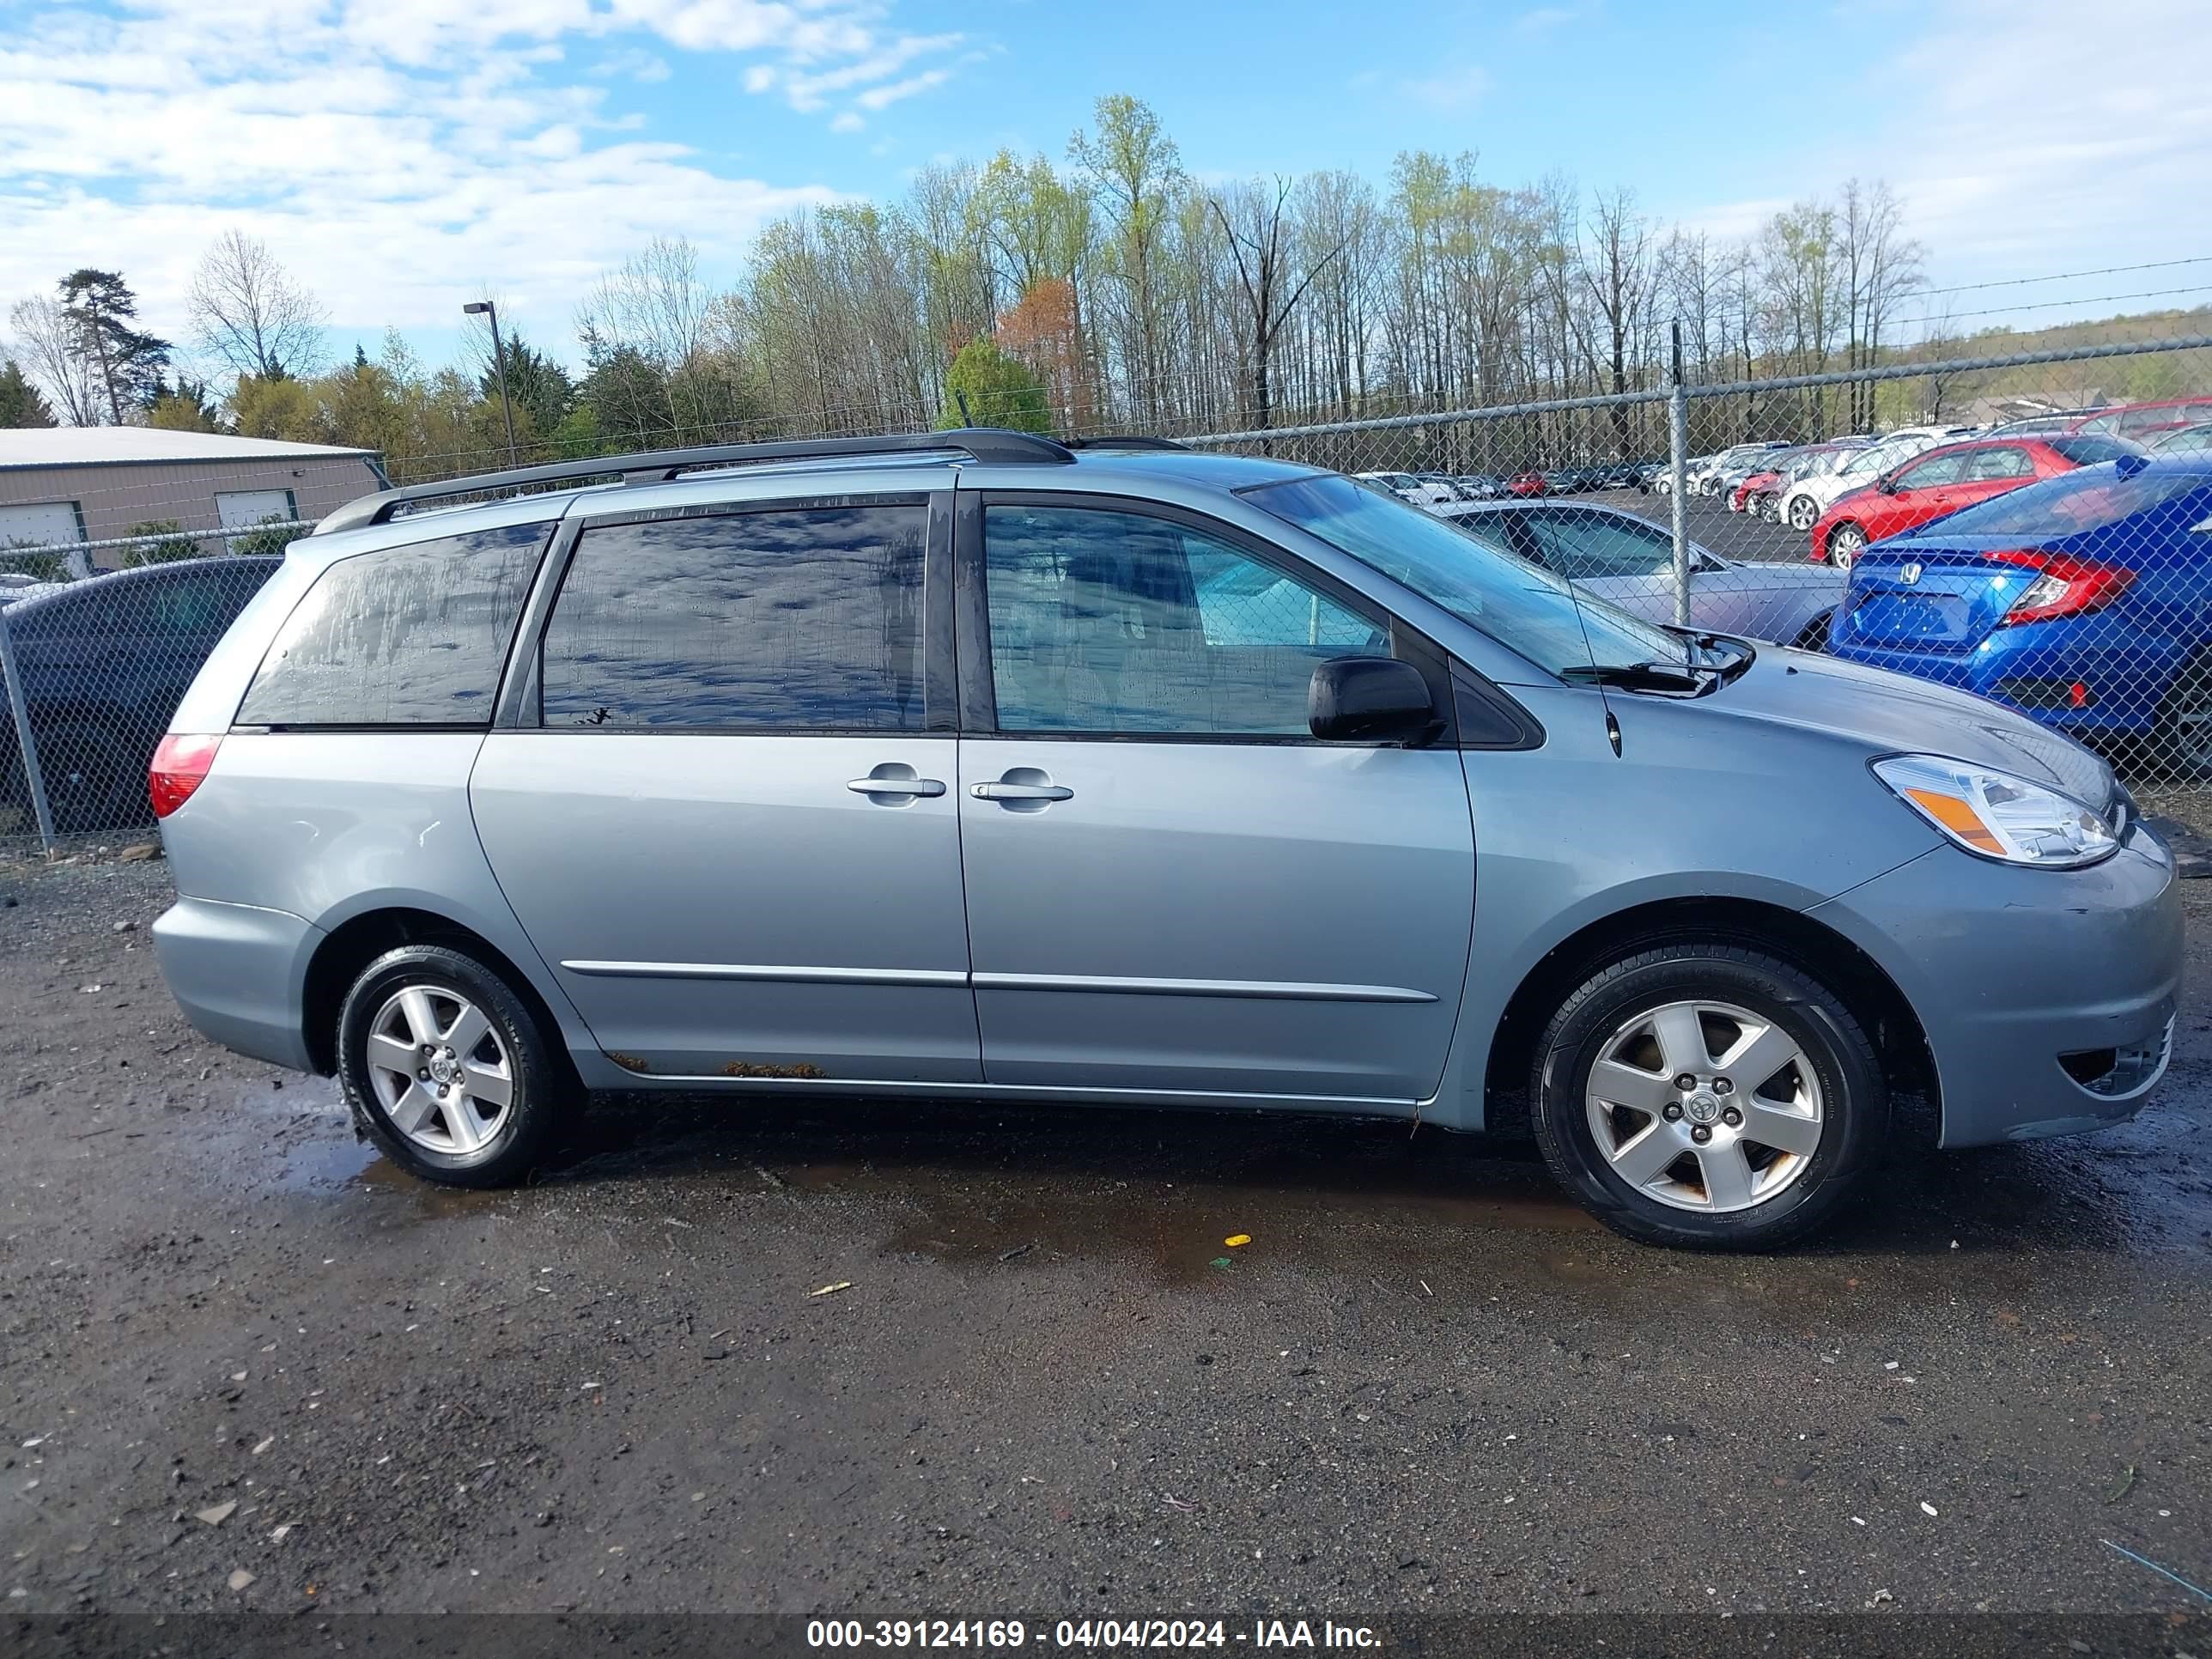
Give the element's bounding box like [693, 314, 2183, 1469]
[1988, 549, 2136, 627]
[149, 733, 222, 818]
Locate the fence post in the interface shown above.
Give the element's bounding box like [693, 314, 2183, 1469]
[0, 604, 56, 856]
[1667, 320, 1692, 629]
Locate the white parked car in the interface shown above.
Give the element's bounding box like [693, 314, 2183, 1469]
[1648, 455, 1715, 496]
[1689, 442, 1792, 496]
[1356, 471, 1458, 507]
[1772, 426, 1980, 533]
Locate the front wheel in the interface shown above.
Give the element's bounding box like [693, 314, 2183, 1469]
[1787, 495, 1819, 532]
[1529, 944, 1887, 1249]
[1826, 523, 1867, 568]
[336, 944, 568, 1187]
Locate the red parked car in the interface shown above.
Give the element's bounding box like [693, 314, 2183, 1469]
[1504, 469, 1548, 498]
[1808, 434, 2141, 567]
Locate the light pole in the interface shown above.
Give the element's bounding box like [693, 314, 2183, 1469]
[462, 300, 519, 467]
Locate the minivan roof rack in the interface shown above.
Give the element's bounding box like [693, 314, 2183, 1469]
[1060, 434, 1190, 452]
[313, 428, 1076, 537]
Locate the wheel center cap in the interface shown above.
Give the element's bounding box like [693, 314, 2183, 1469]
[428, 1052, 460, 1086]
[1684, 1091, 1722, 1125]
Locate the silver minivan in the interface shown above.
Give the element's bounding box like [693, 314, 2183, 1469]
[150, 432, 2180, 1249]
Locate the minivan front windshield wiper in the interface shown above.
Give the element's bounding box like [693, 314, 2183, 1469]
[1558, 659, 1718, 694]
[1674, 629, 1757, 684]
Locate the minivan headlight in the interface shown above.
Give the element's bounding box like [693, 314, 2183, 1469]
[1873, 754, 2116, 868]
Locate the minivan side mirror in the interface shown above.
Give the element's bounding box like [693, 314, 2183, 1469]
[1309, 657, 1440, 744]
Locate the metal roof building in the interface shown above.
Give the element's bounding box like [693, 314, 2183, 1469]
[0, 428, 386, 568]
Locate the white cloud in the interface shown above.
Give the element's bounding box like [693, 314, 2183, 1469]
[1399, 64, 1492, 113]
[1668, 0, 2212, 312]
[0, 0, 966, 358]
[830, 112, 866, 134]
[855, 68, 952, 112]
[1867, 0, 2212, 283]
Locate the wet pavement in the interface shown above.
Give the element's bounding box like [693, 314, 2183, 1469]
[2, 857, 2209, 1630]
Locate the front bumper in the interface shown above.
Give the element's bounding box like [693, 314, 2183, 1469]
[152, 896, 323, 1073]
[1808, 830, 2182, 1146]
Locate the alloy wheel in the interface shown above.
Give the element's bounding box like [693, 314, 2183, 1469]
[365, 985, 515, 1155]
[1789, 496, 1817, 531]
[1828, 526, 1865, 568]
[1583, 998, 1825, 1213]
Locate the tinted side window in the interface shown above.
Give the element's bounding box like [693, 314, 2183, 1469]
[1523, 509, 1670, 577]
[540, 503, 925, 731]
[1897, 453, 1967, 489]
[1962, 447, 2034, 482]
[237, 523, 549, 727]
[984, 504, 1382, 737]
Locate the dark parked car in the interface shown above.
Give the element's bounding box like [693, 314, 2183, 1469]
[0, 557, 279, 833]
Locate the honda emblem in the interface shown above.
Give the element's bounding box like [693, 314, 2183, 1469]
[1899, 562, 1923, 586]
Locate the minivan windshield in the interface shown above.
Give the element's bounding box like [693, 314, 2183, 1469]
[1242, 473, 1689, 678]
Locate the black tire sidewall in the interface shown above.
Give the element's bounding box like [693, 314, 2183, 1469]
[337, 945, 556, 1187]
[1532, 949, 1886, 1249]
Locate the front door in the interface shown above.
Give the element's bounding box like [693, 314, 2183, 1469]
[955, 496, 1474, 1103]
[471, 491, 981, 1083]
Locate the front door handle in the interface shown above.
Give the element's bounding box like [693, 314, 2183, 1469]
[848, 765, 945, 799]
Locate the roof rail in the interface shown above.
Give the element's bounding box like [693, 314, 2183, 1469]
[1061, 434, 1191, 452]
[313, 428, 1075, 537]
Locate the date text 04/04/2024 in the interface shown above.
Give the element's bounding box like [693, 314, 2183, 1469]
[804, 1620, 1384, 1649]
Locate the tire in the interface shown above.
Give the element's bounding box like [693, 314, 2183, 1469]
[1826, 523, 1866, 568]
[1528, 943, 1887, 1249]
[1787, 494, 1819, 532]
[37, 722, 143, 834]
[336, 944, 567, 1188]
[1791, 611, 1834, 653]
[1759, 495, 1781, 524]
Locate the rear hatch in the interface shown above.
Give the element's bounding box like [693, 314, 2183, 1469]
[1835, 536, 2051, 657]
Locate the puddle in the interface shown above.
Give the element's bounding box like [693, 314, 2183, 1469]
[203, 1066, 2212, 1283]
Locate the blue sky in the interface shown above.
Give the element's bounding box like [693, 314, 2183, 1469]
[3, 0, 2206, 374]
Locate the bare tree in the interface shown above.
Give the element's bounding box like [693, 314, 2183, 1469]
[7, 294, 101, 425]
[1207, 176, 1346, 430]
[1838, 180, 1925, 429]
[188, 230, 327, 379]
[1579, 187, 1655, 456]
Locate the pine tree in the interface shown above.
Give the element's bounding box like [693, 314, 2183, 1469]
[0, 358, 57, 428]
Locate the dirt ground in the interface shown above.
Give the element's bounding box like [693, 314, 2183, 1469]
[1, 853, 2209, 1645]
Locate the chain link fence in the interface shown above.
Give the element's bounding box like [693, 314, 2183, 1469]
[1188, 332, 2212, 817]
[4, 331, 2210, 855]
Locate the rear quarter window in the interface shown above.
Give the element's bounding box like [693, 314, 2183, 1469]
[235, 523, 550, 727]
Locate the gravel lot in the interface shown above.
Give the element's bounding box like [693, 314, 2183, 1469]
[2, 853, 2209, 1642]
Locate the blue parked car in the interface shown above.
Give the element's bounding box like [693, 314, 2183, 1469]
[1829, 455, 2212, 765]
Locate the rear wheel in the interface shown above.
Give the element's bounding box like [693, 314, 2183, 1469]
[1529, 944, 1887, 1249]
[2158, 659, 2212, 775]
[1788, 495, 1819, 532]
[337, 944, 567, 1187]
[1826, 523, 1867, 568]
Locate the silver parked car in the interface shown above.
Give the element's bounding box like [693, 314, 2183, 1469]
[1431, 499, 1844, 647]
[150, 431, 2179, 1249]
